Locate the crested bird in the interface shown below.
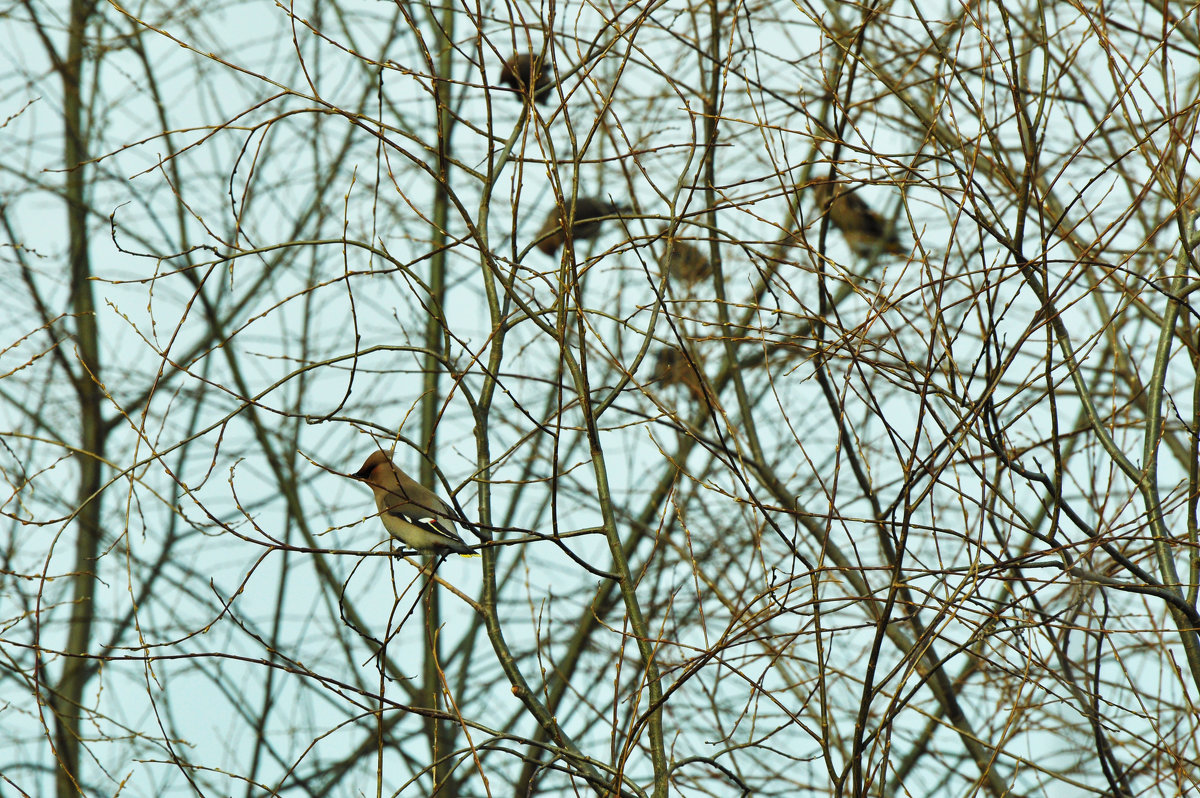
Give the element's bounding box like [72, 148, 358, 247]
[536, 196, 631, 255]
[499, 52, 554, 105]
[351, 450, 473, 555]
[652, 346, 709, 406]
[809, 176, 905, 256]
[659, 227, 713, 285]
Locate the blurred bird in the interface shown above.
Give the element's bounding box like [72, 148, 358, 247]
[351, 451, 473, 555]
[658, 227, 712, 285]
[652, 346, 708, 406]
[809, 176, 905, 256]
[499, 52, 554, 105]
[536, 197, 631, 255]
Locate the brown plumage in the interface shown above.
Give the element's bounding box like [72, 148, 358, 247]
[652, 347, 708, 405]
[351, 450, 472, 555]
[658, 228, 712, 285]
[536, 197, 631, 255]
[809, 176, 904, 256]
[499, 52, 554, 105]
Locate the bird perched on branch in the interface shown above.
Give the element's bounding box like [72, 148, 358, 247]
[652, 346, 709, 406]
[536, 196, 631, 255]
[658, 227, 713, 285]
[499, 52, 554, 105]
[808, 175, 905, 256]
[351, 451, 473, 555]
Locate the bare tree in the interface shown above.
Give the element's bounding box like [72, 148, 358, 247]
[2, 1, 1199, 797]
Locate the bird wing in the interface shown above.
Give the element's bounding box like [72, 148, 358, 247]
[379, 488, 464, 543]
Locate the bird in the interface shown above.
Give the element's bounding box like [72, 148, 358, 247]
[351, 450, 473, 555]
[499, 52, 554, 105]
[808, 175, 905, 256]
[651, 346, 708, 406]
[536, 196, 631, 255]
[658, 227, 712, 285]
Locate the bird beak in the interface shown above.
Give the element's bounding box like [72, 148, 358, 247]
[350, 466, 372, 481]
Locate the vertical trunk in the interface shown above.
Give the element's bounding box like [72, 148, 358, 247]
[52, 1, 104, 796]
[422, 5, 456, 793]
